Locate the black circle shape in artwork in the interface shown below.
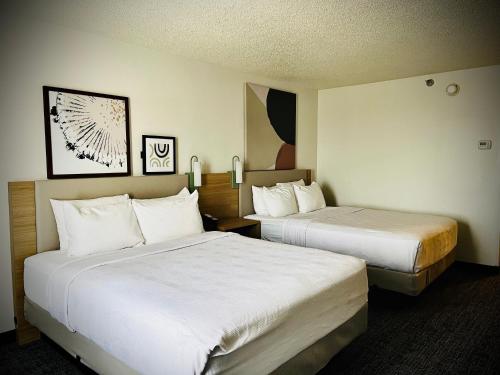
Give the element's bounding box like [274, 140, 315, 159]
[266, 89, 296, 145]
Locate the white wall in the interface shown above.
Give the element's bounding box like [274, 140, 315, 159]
[318, 65, 500, 267]
[0, 16, 317, 333]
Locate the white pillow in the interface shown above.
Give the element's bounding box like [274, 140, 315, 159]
[174, 187, 190, 198]
[64, 201, 144, 257]
[50, 194, 129, 251]
[132, 190, 204, 244]
[293, 182, 326, 213]
[276, 179, 304, 206]
[132, 187, 190, 206]
[251, 185, 269, 216]
[276, 179, 305, 188]
[262, 185, 299, 217]
[252, 180, 304, 215]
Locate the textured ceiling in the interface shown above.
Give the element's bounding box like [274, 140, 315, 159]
[10, 0, 500, 88]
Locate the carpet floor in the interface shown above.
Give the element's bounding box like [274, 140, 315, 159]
[0, 262, 498, 375]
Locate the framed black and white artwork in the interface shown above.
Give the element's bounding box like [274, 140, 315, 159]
[43, 86, 131, 179]
[142, 135, 176, 175]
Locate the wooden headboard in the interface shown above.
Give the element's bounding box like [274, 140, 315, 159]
[8, 172, 237, 345]
[239, 169, 311, 216]
[197, 173, 239, 219]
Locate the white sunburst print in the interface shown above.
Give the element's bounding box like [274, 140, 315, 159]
[50, 92, 128, 169]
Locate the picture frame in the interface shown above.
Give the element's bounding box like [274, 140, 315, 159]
[43, 86, 131, 179]
[245, 83, 296, 171]
[142, 135, 177, 175]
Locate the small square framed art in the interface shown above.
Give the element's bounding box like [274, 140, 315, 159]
[142, 135, 177, 175]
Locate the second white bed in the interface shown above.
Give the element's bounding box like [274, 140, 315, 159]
[246, 207, 457, 274]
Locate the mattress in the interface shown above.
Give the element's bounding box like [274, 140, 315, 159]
[24, 231, 368, 375]
[246, 207, 457, 273]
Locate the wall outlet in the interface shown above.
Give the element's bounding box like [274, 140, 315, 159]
[478, 140, 492, 150]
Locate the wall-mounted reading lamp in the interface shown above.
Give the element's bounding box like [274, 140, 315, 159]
[186, 155, 202, 192]
[229, 155, 243, 189]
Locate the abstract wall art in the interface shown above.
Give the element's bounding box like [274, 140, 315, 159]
[142, 135, 176, 175]
[43, 86, 131, 179]
[245, 83, 296, 170]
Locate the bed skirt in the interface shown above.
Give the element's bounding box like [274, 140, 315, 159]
[367, 248, 456, 296]
[25, 298, 368, 375]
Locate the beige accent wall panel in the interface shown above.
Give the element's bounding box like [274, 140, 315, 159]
[239, 170, 311, 217]
[317, 65, 500, 266]
[0, 16, 318, 333]
[34, 175, 188, 252]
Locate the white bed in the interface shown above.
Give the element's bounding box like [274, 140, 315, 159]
[24, 231, 368, 375]
[239, 170, 459, 295]
[246, 207, 457, 274]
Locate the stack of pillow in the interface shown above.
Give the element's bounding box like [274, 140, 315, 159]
[252, 179, 326, 217]
[50, 187, 204, 257]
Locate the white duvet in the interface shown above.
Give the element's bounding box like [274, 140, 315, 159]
[247, 207, 457, 273]
[42, 231, 367, 375]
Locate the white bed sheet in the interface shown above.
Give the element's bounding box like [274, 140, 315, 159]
[24, 247, 131, 311]
[25, 231, 367, 375]
[246, 207, 457, 273]
[249, 215, 288, 242]
[24, 249, 73, 311]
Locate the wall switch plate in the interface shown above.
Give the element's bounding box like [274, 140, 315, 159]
[478, 140, 492, 150]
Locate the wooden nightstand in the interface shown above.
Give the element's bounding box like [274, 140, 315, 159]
[216, 217, 261, 239]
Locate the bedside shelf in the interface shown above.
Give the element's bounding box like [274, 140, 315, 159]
[215, 217, 261, 239]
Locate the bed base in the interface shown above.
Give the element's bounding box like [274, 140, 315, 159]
[271, 303, 367, 375]
[367, 249, 456, 296]
[25, 298, 367, 375]
[25, 299, 137, 374]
